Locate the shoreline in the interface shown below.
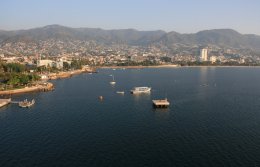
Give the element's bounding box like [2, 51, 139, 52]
[98, 65, 180, 69]
[98, 65, 260, 69]
[0, 68, 94, 95]
[48, 69, 93, 80]
[1, 65, 258, 95]
[0, 82, 54, 95]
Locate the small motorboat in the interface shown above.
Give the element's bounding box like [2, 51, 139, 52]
[99, 96, 104, 100]
[116, 91, 125, 94]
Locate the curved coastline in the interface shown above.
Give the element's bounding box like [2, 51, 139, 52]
[2, 65, 257, 95]
[0, 83, 54, 95]
[0, 69, 94, 95]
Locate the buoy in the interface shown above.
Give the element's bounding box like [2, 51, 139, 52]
[99, 96, 103, 100]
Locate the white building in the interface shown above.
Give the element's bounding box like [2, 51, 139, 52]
[200, 48, 208, 61]
[210, 56, 217, 63]
[37, 59, 63, 69]
[53, 60, 63, 69]
[37, 59, 53, 67]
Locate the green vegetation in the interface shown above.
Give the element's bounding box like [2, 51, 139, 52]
[0, 62, 40, 90]
[71, 59, 84, 69]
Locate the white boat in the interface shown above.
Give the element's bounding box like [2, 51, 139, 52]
[131, 87, 151, 94]
[19, 99, 35, 108]
[116, 91, 125, 94]
[0, 98, 11, 108]
[110, 75, 116, 85]
[110, 81, 116, 85]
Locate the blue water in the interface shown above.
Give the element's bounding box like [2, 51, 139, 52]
[1, 67, 260, 166]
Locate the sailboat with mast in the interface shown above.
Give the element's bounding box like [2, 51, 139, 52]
[110, 75, 116, 85]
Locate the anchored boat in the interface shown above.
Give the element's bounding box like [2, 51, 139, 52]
[19, 99, 35, 108]
[131, 87, 151, 94]
[109, 75, 116, 85]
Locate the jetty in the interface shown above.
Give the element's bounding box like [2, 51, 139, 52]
[0, 98, 11, 108]
[152, 98, 170, 108]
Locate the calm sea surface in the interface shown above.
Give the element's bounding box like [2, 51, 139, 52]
[1, 67, 260, 167]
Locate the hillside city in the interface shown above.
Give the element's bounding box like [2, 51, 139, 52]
[1, 39, 260, 69]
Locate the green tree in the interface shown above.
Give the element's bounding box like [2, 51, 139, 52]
[63, 62, 70, 70]
[19, 74, 29, 85]
[7, 75, 20, 86]
[3, 63, 25, 73]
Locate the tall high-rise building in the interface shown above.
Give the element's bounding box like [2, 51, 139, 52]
[200, 48, 208, 61]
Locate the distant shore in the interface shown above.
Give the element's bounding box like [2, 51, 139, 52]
[1, 65, 258, 96]
[48, 69, 93, 80]
[98, 65, 260, 69]
[182, 65, 260, 68]
[98, 64, 180, 69]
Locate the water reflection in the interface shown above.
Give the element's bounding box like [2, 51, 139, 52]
[152, 108, 170, 120]
[199, 67, 209, 85]
[132, 93, 151, 101]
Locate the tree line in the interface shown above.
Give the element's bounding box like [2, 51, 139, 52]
[0, 62, 40, 90]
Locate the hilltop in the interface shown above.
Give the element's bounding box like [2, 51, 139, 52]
[1, 25, 260, 51]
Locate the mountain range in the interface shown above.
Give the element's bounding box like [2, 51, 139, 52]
[1, 25, 260, 50]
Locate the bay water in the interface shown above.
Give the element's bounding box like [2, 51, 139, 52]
[1, 67, 260, 166]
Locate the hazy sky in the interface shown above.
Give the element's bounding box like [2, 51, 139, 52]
[1, 0, 260, 34]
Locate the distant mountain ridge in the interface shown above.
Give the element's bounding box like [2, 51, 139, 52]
[1, 25, 260, 50]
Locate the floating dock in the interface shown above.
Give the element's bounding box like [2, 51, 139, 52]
[152, 98, 170, 108]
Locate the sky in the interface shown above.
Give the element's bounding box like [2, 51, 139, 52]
[1, 0, 260, 34]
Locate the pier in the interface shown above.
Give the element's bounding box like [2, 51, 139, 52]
[152, 98, 170, 108]
[0, 98, 11, 108]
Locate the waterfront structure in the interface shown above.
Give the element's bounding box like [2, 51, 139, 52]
[54, 60, 63, 69]
[37, 59, 54, 67]
[210, 56, 217, 63]
[0, 98, 11, 108]
[37, 59, 63, 69]
[200, 48, 208, 61]
[152, 98, 170, 108]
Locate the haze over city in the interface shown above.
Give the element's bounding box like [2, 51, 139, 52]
[1, 0, 260, 35]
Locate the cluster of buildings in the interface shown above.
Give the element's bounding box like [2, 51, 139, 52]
[36, 58, 64, 69]
[1, 39, 260, 67]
